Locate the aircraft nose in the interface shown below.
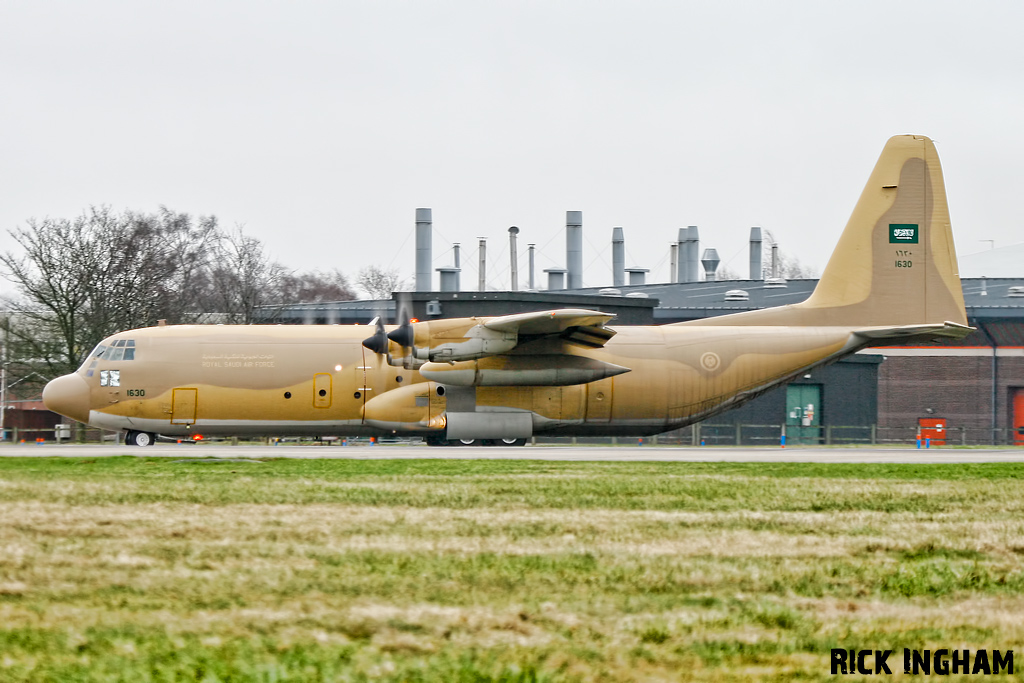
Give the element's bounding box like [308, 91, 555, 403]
[42, 374, 92, 424]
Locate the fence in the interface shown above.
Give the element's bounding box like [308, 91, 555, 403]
[1, 425, 122, 444]
[2, 423, 1022, 447]
[648, 423, 1024, 447]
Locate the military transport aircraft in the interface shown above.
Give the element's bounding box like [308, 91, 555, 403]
[43, 135, 971, 446]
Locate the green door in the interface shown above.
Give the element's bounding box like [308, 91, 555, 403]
[785, 384, 821, 445]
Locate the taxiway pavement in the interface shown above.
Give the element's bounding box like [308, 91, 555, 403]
[2, 443, 1023, 463]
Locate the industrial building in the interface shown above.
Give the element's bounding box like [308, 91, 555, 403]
[264, 209, 1024, 445]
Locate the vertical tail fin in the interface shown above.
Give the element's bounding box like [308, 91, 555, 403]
[686, 134, 968, 329]
[799, 134, 967, 326]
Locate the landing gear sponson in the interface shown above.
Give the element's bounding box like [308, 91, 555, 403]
[121, 432, 526, 447]
[425, 436, 527, 447]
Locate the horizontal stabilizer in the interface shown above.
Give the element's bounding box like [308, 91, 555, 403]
[854, 321, 974, 342]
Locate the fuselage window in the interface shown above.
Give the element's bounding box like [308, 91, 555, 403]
[99, 370, 121, 387]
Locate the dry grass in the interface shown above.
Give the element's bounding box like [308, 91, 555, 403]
[0, 457, 1022, 681]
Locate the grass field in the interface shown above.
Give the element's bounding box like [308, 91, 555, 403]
[1, 457, 1022, 681]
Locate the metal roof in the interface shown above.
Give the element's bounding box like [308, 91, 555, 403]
[259, 277, 1024, 326]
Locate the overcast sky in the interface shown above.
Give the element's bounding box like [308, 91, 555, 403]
[2, 1, 1022, 292]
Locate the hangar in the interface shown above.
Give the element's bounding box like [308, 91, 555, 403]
[254, 208, 1024, 446]
[263, 275, 1024, 446]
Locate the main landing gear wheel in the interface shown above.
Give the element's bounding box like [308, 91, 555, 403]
[126, 430, 155, 447]
[424, 436, 527, 447]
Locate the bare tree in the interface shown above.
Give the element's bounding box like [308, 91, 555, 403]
[1, 206, 223, 377]
[761, 230, 819, 279]
[357, 265, 407, 299]
[206, 227, 289, 324]
[0, 207, 361, 389]
[0, 211, 100, 375]
[279, 269, 356, 303]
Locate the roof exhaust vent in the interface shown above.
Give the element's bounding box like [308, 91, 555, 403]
[598, 288, 622, 297]
[724, 289, 750, 301]
[764, 277, 788, 289]
[1008, 286, 1024, 298]
[625, 267, 649, 286]
[700, 248, 720, 282]
[545, 268, 567, 291]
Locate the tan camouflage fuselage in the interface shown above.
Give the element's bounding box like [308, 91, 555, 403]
[54, 322, 868, 439]
[42, 134, 972, 442]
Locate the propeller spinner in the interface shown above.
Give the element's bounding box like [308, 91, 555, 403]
[361, 317, 390, 355]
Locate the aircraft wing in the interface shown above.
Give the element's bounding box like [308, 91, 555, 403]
[483, 308, 617, 349]
[483, 309, 616, 335]
[374, 309, 623, 385]
[416, 309, 626, 386]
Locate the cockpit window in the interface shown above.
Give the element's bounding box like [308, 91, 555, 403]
[99, 340, 136, 361]
[81, 339, 137, 374]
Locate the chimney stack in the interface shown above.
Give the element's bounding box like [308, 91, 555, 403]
[685, 226, 700, 283]
[612, 227, 625, 287]
[676, 227, 688, 283]
[508, 227, 520, 291]
[415, 208, 432, 291]
[478, 237, 487, 291]
[527, 244, 536, 290]
[566, 211, 583, 289]
[749, 227, 763, 280]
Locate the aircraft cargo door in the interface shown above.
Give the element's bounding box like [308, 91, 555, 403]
[171, 388, 198, 425]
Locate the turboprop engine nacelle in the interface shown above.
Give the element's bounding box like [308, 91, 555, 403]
[361, 382, 447, 432]
[387, 319, 519, 364]
[420, 355, 630, 387]
[418, 324, 518, 362]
